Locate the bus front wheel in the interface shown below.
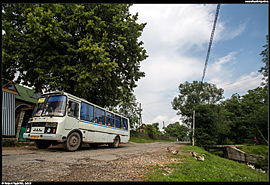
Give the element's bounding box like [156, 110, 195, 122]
[64, 132, 81, 152]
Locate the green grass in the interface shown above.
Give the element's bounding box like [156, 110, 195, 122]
[236, 144, 268, 158]
[129, 136, 176, 143]
[143, 145, 268, 181]
[2, 139, 34, 147]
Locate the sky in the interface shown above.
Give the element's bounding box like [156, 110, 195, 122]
[129, 4, 268, 130]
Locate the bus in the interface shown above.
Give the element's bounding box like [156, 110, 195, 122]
[23, 91, 130, 151]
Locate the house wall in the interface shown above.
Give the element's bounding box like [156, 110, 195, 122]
[2, 91, 16, 136]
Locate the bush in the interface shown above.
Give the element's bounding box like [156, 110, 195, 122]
[2, 139, 16, 147]
[222, 137, 234, 145]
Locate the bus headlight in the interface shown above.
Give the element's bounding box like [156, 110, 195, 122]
[26, 127, 31, 133]
[45, 127, 57, 134]
[45, 122, 58, 134]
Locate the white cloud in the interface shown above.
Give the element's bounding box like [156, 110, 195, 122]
[130, 4, 258, 126]
[130, 4, 220, 55]
[207, 52, 263, 97]
[207, 51, 237, 84]
[222, 23, 247, 41]
[217, 72, 263, 97]
[131, 4, 222, 125]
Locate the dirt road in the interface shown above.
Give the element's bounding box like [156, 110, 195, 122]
[2, 142, 186, 181]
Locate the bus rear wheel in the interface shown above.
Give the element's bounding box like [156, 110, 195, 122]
[35, 140, 51, 149]
[64, 132, 81, 151]
[109, 136, 120, 148]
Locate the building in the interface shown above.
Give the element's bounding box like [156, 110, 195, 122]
[138, 123, 146, 132]
[2, 80, 41, 140]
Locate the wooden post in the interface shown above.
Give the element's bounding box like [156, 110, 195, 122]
[16, 110, 25, 140]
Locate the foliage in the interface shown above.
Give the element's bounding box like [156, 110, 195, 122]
[223, 87, 268, 144]
[194, 104, 230, 148]
[111, 93, 142, 129]
[2, 4, 148, 107]
[164, 122, 188, 141]
[172, 81, 224, 127]
[143, 145, 268, 181]
[258, 35, 269, 87]
[144, 124, 155, 139]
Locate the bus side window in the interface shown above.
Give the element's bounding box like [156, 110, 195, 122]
[122, 118, 128, 130]
[115, 115, 121, 128]
[68, 101, 79, 119]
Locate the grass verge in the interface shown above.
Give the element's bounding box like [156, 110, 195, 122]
[129, 136, 176, 143]
[236, 144, 268, 158]
[143, 145, 268, 181]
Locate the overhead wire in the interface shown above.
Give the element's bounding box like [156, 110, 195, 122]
[201, 4, 221, 82]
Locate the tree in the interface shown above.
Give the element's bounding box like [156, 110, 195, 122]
[240, 87, 268, 143]
[222, 93, 244, 144]
[193, 104, 230, 148]
[165, 122, 188, 141]
[258, 35, 269, 87]
[2, 4, 148, 107]
[172, 81, 224, 127]
[113, 93, 142, 129]
[144, 124, 155, 139]
[222, 87, 268, 144]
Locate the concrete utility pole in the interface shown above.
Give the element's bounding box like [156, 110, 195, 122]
[192, 110, 195, 146]
[163, 121, 165, 129]
[139, 103, 142, 132]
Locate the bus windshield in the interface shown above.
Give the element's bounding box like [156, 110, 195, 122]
[33, 95, 67, 117]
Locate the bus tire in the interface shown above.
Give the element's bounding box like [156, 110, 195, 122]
[64, 132, 81, 152]
[109, 136, 120, 148]
[35, 140, 51, 149]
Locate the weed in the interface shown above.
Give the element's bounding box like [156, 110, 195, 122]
[144, 145, 268, 181]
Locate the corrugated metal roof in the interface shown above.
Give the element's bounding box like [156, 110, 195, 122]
[14, 84, 39, 104]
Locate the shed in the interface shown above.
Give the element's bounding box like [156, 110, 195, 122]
[2, 80, 41, 140]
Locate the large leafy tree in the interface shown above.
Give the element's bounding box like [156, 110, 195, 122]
[194, 103, 230, 148]
[165, 122, 188, 141]
[258, 35, 269, 87]
[2, 4, 147, 107]
[112, 93, 142, 129]
[222, 87, 268, 144]
[240, 87, 268, 143]
[172, 81, 224, 127]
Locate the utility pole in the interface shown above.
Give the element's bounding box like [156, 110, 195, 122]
[163, 121, 165, 129]
[192, 110, 195, 146]
[139, 103, 142, 132]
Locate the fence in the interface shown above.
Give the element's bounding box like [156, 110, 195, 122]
[130, 130, 177, 141]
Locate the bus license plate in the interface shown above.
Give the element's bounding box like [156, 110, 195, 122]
[31, 136, 39, 139]
[31, 127, 45, 133]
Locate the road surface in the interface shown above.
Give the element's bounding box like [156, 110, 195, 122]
[2, 142, 187, 181]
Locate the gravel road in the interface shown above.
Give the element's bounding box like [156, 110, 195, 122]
[2, 142, 186, 181]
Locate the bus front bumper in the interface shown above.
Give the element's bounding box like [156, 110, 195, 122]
[23, 133, 65, 142]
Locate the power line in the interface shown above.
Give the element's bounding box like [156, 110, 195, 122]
[142, 99, 171, 106]
[202, 4, 221, 82]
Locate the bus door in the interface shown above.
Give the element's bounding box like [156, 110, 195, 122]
[65, 99, 80, 130]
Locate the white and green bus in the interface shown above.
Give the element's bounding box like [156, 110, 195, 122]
[23, 91, 129, 151]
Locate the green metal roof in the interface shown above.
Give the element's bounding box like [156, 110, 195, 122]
[14, 84, 40, 104]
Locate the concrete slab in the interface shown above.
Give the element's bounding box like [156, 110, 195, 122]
[90, 154, 118, 161]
